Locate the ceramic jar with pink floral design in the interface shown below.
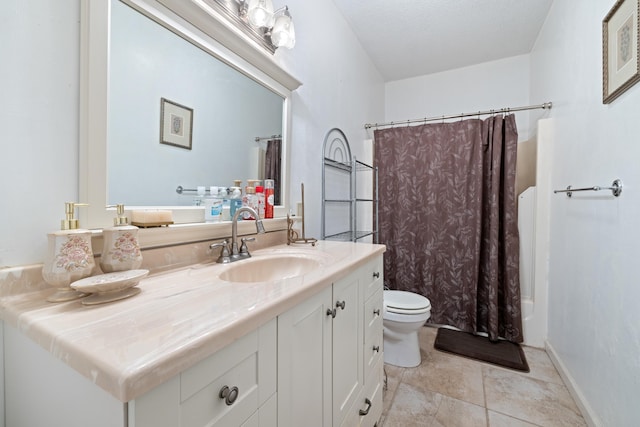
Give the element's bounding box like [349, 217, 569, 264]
[42, 229, 95, 302]
[100, 225, 143, 273]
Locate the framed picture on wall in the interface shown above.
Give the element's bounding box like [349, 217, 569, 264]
[603, 0, 640, 103]
[160, 98, 193, 149]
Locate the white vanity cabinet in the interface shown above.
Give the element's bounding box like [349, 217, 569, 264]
[129, 319, 277, 427]
[343, 256, 384, 427]
[1, 245, 385, 427]
[3, 319, 277, 427]
[277, 255, 384, 427]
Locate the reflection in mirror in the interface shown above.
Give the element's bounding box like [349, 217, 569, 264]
[108, 0, 284, 206]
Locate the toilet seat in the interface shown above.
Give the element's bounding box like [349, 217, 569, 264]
[384, 290, 431, 315]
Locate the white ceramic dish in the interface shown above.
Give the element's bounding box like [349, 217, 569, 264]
[81, 287, 142, 305]
[70, 269, 149, 294]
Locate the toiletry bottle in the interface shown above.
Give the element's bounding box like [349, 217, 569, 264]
[242, 180, 258, 220]
[230, 180, 243, 219]
[100, 204, 143, 273]
[42, 202, 95, 302]
[194, 186, 206, 206]
[264, 179, 275, 219]
[219, 187, 231, 221]
[255, 184, 265, 219]
[204, 186, 223, 222]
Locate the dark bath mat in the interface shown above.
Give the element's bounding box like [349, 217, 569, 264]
[434, 328, 529, 372]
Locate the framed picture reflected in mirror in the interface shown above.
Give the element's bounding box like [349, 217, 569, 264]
[160, 98, 193, 149]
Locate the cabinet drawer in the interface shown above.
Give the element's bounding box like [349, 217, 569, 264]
[180, 320, 276, 427]
[364, 290, 383, 380]
[361, 256, 383, 301]
[341, 356, 384, 427]
[359, 357, 384, 427]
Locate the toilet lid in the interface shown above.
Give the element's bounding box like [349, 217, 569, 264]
[384, 290, 431, 314]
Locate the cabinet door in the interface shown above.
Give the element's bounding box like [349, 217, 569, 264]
[332, 270, 363, 427]
[277, 287, 332, 427]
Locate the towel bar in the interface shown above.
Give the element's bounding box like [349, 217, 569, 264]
[553, 179, 622, 198]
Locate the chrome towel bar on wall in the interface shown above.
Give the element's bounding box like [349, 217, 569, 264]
[554, 179, 623, 198]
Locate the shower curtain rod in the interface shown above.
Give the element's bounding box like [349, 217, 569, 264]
[364, 102, 552, 130]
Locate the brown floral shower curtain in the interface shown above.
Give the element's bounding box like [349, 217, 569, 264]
[265, 138, 281, 205]
[374, 115, 522, 342]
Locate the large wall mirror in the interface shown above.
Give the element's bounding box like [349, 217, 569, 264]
[80, 0, 301, 234]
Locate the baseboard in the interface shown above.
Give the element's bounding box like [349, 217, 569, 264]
[544, 340, 601, 427]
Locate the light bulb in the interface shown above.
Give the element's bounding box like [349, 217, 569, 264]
[271, 12, 295, 49]
[247, 0, 274, 27]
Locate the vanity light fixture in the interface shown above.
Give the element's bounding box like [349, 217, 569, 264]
[241, 0, 296, 49]
[269, 7, 295, 49]
[202, 0, 296, 52]
[245, 0, 273, 27]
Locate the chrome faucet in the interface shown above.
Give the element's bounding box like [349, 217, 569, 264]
[211, 206, 265, 264]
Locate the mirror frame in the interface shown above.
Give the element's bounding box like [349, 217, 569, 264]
[79, 0, 301, 243]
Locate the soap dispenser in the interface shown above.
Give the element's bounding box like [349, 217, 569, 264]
[100, 204, 143, 273]
[42, 202, 95, 302]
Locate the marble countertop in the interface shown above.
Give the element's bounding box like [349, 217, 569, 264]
[0, 241, 385, 402]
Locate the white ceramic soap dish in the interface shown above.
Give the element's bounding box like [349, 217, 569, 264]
[70, 269, 148, 305]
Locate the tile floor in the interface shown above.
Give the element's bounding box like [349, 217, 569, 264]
[380, 326, 587, 427]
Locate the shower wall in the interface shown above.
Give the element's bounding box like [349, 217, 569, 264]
[517, 119, 552, 348]
[516, 137, 537, 197]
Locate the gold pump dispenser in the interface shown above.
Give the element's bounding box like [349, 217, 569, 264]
[109, 203, 130, 226]
[61, 202, 89, 230]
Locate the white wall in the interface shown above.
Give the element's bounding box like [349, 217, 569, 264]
[0, 0, 80, 268]
[531, 1, 640, 425]
[0, 0, 384, 266]
[384, 54, 534, 141]
[281, 0, 385, 239]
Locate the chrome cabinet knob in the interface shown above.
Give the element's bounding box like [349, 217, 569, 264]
[219, 385, 239, 406]
[336, 300, 346, 310]
[373, 345, 380, 353]
[373, 272, 380, 278]
[327, 308, 337, 318]
[373, 308, 380, 316]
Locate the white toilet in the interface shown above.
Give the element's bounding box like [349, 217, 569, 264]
[383, 290, 432, 367]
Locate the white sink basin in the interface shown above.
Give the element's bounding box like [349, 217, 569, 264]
[219, 254, 322, 283]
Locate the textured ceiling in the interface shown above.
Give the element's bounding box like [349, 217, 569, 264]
[332, 0, 554, 82]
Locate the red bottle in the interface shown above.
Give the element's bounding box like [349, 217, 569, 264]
[264, 179, 275, 219]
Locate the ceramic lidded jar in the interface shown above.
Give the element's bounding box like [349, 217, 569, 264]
[99, 204, 143, 273]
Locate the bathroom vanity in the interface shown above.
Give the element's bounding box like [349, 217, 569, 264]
[0, 241, 384, 427]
